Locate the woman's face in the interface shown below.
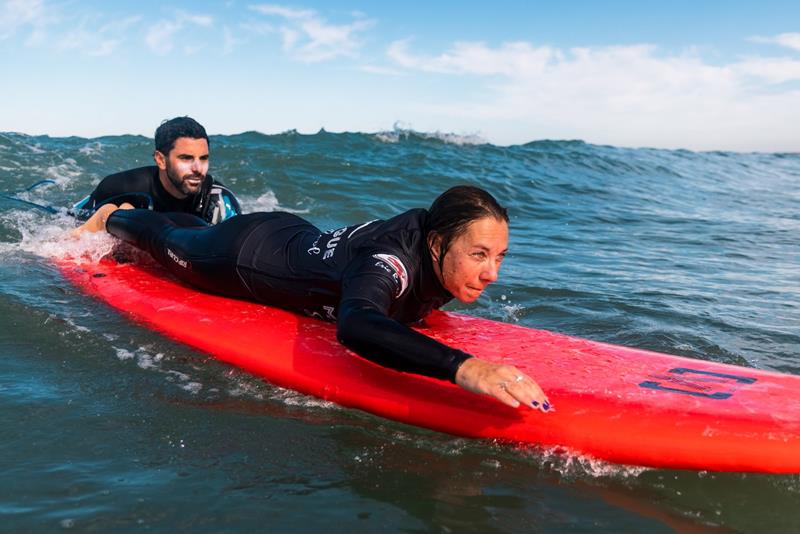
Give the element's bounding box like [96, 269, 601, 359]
[431, 216, 509, 303]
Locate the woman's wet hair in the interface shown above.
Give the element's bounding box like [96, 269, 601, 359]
[426, 185, 508, 269]
[154, 116, 209, 156]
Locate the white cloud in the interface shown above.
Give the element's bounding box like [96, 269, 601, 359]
[384, 39, 800, 150]
[239, 21, 275, 35]
[0, 0, 45, 40]
[185, 14, 213, 27]
[25, 28, 47, 47]
[146, 20, 180, 54]
[389, 39, 557, 77]
[1, 1, 140, 56]
[0, 0, 61, 47]
[249, 3, 374, 62]
[183, 44, 206, 55]
[359, 64, 404, 76]
[733, 57, 800, 84]
[750, 32, 800, 52]
[222, 25, 239, 54]
[146, 11, 214, 55]
[57, 16, 141, 56]
[251, 4, 315, 20]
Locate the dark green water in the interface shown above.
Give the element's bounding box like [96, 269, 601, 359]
[0, 130, 798, 532]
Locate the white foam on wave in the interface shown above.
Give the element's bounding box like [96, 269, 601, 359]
[521, 444, 649, 480]
[113, 346, 165, 370]
[166, 370, 203, 394]
[180, 381, 203, 394]
[220, 364, 338, 409]
[0, 133, 47, 154]
[33, 159, 84, 189]
[388, 432, 649, 480]
[115, 344, 204, 385]
[366, 429, 646, 480]
[78, 142, 105, 156]
[269, 386, 338, 409]
[238, 190, 309, 214]
[501, 303, 524, 322]
[137, 350, 164, 370]
[59, 315, 91, 333]
[112, 344, 216, 396]
[0, 210, 117, 263]
[375, 123, 487, 146]
[114, 348, 135, 361]
[0, 210, 116, 263]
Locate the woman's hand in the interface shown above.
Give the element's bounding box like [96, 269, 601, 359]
[455, 358, 551, 412]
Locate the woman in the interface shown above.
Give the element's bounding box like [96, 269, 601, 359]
[77, 186, 550, 411]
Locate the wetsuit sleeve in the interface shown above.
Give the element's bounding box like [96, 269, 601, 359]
[335, 254, 472, 383]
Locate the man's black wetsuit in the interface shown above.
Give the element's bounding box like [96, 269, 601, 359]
[106, 208, 473, 382]
[75, 166, 241, 224]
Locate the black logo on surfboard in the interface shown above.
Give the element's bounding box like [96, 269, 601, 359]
[639, 367, 756, 400]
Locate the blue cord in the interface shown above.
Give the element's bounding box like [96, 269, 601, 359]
[1, 179, 60, 214]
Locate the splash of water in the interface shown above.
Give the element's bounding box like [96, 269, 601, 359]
[0, 210, 116, 263]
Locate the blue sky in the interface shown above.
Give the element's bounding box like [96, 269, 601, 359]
[1, 0, 799, 151]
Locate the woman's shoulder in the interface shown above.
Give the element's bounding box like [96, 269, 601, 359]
[383, 207, 427, 230]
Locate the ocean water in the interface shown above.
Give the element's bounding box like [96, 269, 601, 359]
[0, 129, 798, 532]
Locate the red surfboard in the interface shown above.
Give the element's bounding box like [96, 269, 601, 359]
[59, 258, 800, 473]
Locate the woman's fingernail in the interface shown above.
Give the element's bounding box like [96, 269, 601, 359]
[543, 402, 551, 411]
[532, 401, 539, 407]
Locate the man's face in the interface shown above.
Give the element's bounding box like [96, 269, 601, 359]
[155, 137, 209, 197]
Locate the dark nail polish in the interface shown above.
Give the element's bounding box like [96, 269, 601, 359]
[543, 402, 550, 411]
[532, 401, 539, 407]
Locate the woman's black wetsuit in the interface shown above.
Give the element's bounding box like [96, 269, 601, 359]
[106, 208, 472, 382]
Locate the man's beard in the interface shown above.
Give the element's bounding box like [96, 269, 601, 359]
[165, 162, 204, 196]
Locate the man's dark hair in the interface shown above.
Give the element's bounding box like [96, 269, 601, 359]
[426, 185, 509, 270]
[154, 116, 209, 155]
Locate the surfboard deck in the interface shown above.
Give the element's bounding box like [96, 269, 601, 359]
[59, 257, 800, 473]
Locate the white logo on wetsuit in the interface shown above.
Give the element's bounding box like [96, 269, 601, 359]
[372, 253, 409, 297]
[310, 221, 376, 257]
[307, 235, 322, 255]
[167, 248, 189, 269]
[303, 305, 337, 321]
[323, 227, 347, 260]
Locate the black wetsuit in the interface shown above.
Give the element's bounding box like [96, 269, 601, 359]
[106, 208, 472, 382]
[76, 166, 241, 224]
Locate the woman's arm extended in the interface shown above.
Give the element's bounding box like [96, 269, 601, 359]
[335, 259, 550, 411]
[337, 293, 471, 382]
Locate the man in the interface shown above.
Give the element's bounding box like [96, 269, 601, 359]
[73, 116, 241, 224]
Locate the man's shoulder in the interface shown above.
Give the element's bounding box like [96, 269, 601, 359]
[99, 165, 158, 187]
[89, 166, 159, 206]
